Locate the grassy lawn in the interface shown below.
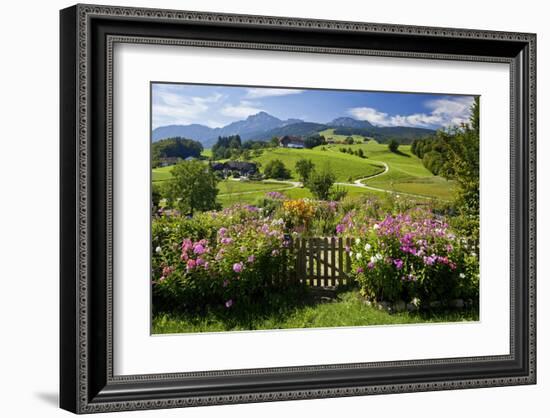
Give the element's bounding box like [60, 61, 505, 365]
[325, 141, 454, 200]
[250, 147, 385, 182]
[152, 140, 454, 202]
[152, 289, 478, 334]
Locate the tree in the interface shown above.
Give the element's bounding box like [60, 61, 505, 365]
[295, 159, 315, 184]
[152, 137, 203, 167]
[356, 148, 365, 158]
[270, 136, 280, 147]
[345, 136, 354, 145]
[306, 165, 336, 200]
[388, 139, 399, 153]
[263, 159, 291, 179]
[165, 160, 219, 215]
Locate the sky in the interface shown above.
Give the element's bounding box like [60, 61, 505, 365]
[152, 82, 476, 130]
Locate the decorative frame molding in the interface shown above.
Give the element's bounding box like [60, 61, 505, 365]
[60, 4, 536, 414]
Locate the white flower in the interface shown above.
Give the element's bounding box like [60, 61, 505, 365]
[370, 256, 377, 263]
[155, 246, 162, 253]
[373, 224, 380, 230]
[375, 253, 383, 261]
[471, 252, 477, 258]
[364, 243, 371, 251]
[459, 273, 466, 279]
[356, 253, 362, 260]
[355, 238, 361, 245]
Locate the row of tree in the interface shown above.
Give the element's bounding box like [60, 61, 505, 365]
[411, 97, 480, 213]
[152, 137, 203, 167]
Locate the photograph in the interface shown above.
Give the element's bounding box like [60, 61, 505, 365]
[150, 83, 481, 334]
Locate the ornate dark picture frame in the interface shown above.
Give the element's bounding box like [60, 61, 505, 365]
[60, 4, 536, 414]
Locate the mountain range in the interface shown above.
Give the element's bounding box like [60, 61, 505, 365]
[152, 111, 435, 147]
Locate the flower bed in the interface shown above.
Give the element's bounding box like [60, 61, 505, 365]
[152, 204, 294, 312]
[336, 207, 479, 305]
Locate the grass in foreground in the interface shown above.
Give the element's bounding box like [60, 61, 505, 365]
[152, 289, 478, 334]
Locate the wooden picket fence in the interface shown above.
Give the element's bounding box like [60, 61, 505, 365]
[280, 237, 353, 287]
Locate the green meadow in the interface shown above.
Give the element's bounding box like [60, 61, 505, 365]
[152, 136, 454, 207]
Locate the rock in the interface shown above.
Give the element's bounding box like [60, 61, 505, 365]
[377, 301, 392, 312]
[450, 299, 465, 309]
[406, 303, 418, 312]
[393, 300, 406, 312]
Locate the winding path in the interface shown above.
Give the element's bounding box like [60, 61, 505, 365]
[219, 148, 444, 201]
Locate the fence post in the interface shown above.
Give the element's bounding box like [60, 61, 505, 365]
[308, 237, 314, 286]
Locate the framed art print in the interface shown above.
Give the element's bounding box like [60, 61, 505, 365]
[60, 4, 536, 414]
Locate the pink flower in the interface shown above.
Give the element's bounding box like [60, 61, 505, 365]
[233, 262, 243, 273]
[221, 237, 233, 245]
[271, 249, 279, 256]
[204, 262, 210, 270]
[367, 262, 375, 270]
[218, 227, 228, 237]
[186, 259, 196, 270]
[225, 299, 233, 308]
[162, 266, 173, 277]
[393, 259, 404, 270]
[196, 257, 205, 266]
[247, 255, 255, 263]
[356, 267, 364, 274]
[193, 244, 205, 255]
[222, 279, 229, 287]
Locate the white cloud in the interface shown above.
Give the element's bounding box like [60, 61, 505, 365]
[348, 96, 475, 129]
[220, 101, 264, 118]
[245, 88, 304, 99]
[152, 86, 223, 128]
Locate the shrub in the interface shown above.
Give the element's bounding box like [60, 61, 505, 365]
[263, 159, 291, 179]
[388, 140, 399, 153]
[152, 205, 293, 312]
[337, 207, 478, 305]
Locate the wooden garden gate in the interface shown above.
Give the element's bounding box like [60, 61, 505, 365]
[291, 237, 353, 287]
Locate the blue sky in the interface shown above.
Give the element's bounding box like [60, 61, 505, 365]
[152, 83, 476, 130]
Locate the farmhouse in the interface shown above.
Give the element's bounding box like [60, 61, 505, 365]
[158, 156, 180, 167]
[279, 135, 305, 149]
[211, 161, 258, 177]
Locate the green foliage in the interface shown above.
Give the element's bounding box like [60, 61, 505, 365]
[337, 208, 479, 305]
[211, 135, 242, 160]
[411, 98, 480, 214]
[295, 158, 315, 183]
[164, 160, 219, 215]
[152, 137, 203, 167]
[345, 136, 354, 144]
[152, 205, 293, 313]
[263, 159, 291, 179]
[329, 185, 348, 201]
[388, 139, 399, 153]
[306, 164, 336, 200]
[303, 134, 326, 149]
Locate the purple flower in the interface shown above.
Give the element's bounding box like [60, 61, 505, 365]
[204, 262, 210, 270]
[336, 224, 344, 234]
[233, 262, 243, 273]
[393, 259, 404, 270]
[186, 259, 196, 270]
[247, 255, 256, 263]
[221, 237, 233, 245]
[193, 244, 205, 255]
[271, 249, 280, 256]
[225, 299, 233, 308]
[196, 257, 205, 266]
[218, 227, 228, 237]
[367, 261, 375, 270]
[222, 279, 229, 287]
[356, 267, 364, 274]
[423, 255, 436, 266]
